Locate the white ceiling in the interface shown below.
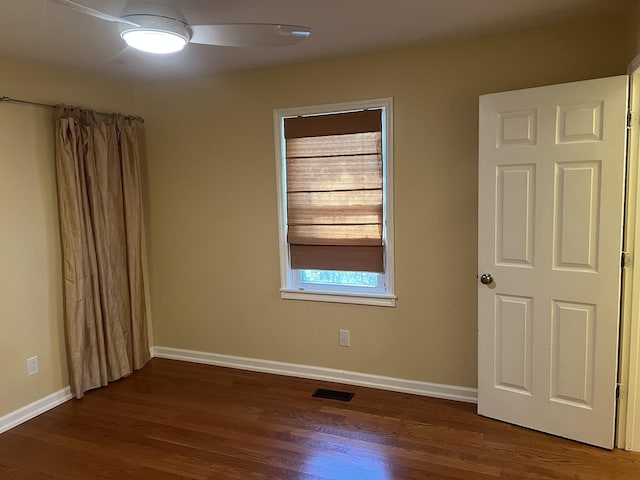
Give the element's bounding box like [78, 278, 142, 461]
[0, 0, 633, 83]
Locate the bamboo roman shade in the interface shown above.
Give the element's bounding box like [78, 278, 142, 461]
[284, 109, 384, 273]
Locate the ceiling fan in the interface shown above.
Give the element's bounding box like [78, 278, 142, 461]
[51, 0, 311, 54]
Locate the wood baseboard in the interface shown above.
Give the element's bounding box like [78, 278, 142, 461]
[0, 387, 72, 434]
[152, 346, 478, 404]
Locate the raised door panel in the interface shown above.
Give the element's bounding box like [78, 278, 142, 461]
[494, 295, 533, 394]
[496, 165, 535, 267]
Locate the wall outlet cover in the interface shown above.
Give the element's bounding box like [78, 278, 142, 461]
[27, 356, 39, 376]
[339, 329, 351, 347]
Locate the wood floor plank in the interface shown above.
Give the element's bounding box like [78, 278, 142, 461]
[1, 358, 639, 479]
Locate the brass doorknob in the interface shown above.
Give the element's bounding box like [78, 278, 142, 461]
[480, 273, 493, 285]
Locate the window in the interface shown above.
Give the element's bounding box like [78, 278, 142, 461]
[274, 98, 395, 307]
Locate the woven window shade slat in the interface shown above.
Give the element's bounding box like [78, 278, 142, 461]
[285, 109, 383, 273]
[286, 132, 381, 158]
[287, 191, 382, 226]
[290, 245, 384, 273]
[284, 110, 382, 138]
[288, 224, 382, 246]
[287, 153, 382, 192]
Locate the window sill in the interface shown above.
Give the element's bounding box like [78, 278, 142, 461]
[280, 289, 396, 307]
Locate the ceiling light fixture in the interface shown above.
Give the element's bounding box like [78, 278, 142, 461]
[54, 0, 311, 53]
[120, 15, 191, 54]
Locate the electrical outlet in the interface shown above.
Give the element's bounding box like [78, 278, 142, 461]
[339, 329, 351, 347]
[27, 356, 39, 376]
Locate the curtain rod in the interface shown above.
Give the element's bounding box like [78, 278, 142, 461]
[0, 96, 144, 123]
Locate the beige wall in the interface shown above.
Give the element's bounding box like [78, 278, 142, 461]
[142, 16, 630, 389]
[0, 58, 138, 417]
[0, 12, 633, 419]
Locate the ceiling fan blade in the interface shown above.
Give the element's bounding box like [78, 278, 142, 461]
[49, 0, 140, 26]
[109, 46, 136, 65]
[190, 24, 311, 47]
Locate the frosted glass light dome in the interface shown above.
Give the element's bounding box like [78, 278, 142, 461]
[119, 13, 191, 54]
[121, 29, 187, 54]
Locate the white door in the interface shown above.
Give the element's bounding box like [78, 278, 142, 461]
[478, 76, 628, 449]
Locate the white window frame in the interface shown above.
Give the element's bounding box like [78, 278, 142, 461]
[274, 98, 396, 307]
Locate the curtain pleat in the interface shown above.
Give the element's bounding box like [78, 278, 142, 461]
[119, 122, 149, 370]
[55, 106, 150, 398]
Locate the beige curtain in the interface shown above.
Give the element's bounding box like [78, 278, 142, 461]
[54, 106, 150, 398]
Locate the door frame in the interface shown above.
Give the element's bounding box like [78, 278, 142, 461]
[618, 55, 640, 451]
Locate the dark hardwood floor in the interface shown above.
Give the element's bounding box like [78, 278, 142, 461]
[1, 358, 639, 479]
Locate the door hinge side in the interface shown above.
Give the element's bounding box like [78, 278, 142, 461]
[622, 251, 632, 268]
[628, 111, 636, 129]
[617, 383, 624, 400]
